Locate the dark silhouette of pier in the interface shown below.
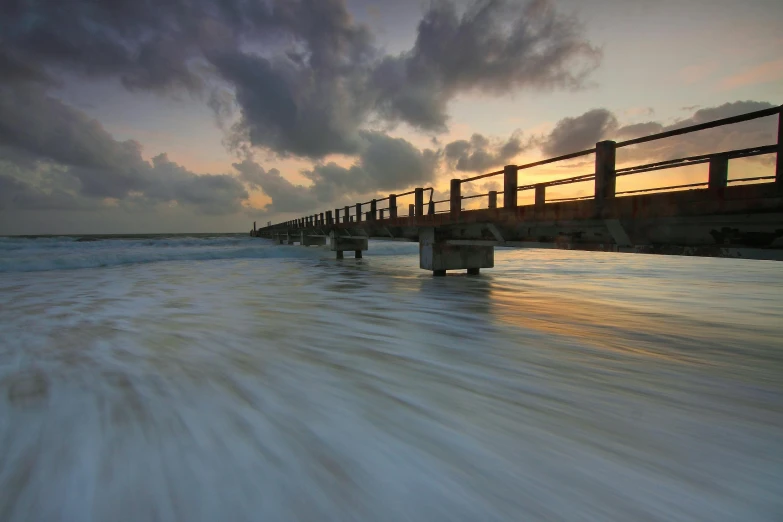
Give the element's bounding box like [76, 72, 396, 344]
[254, 105, 783, 275]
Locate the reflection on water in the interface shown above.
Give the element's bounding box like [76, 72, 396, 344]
[0, 242, 782, 521]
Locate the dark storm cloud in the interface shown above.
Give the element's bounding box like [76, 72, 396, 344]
[235, 131, 438, 213]
[537, 101, 778, 163]
[304, 131, 439, 200]
[234, 160, 319, 213]
[0, 85, 249, 214]
[0, 173, 92, 211]
[614, 122, 664, 140]
[541, 108, 618, 156]
[372, 0, 601, 130]
[444, 132, 528, 173]
[1, 0, 600, 159]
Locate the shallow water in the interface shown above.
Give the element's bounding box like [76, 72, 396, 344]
[1, 236, 781, 521]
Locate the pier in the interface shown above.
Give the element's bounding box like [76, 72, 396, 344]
[253, 105, 783, 275]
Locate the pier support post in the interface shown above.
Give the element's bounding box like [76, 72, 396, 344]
[415, 188, 424, 218]
[389, 194, 397, 218]
[335, 208, 341, 224]
[535, 184, 546, 210]
[504, 165, 518, 209]
[419, 227, 494, 276]
[329, 231, 368, 259]
[488, 191, 497, 209]
[409, 203, 415, 217]
[595, 140, 617, 210]
[450, 179, 461, 217]
[344, 206, 350, 223]
[380, 209, 385, 220]
[708, 154, 729, 189]
[776, 106, 782, 190]
[355, 203, 362, 223]
[370, 199, 377, 221]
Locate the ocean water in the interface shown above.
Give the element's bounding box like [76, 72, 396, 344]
[0, 235, 781, 521]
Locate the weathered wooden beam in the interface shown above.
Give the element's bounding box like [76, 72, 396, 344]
[370, 199, 377, 221]
[415, 188, 424, 217]
[708, 154, 729, 189]
[409, 203, 415, 217]
[776, 107, 782, 190]
[450, 179, 461, 217]
[488, 191, 497, 209]
[326, 210, 333, 225]
[355, 202, 362, 222]
[389, 194, 397, 218]
[504, 165, 518, 209]
[595, 140, 617, 207]
[535, 184, 546, 210]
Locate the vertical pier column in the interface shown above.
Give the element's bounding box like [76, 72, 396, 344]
[380, 209, 385, 220]
[326, 210, 333, 225]
[503, 165, 518, 209]
[335, 208, 341, 224]
[409, 203, 415, 217]
[355, 203, 362, 223]
[488, 191, 497, 209]
[535, 184, 546, 210]
[389, 194, 397, 218]
[708, 154, 729, 189]
[370, 199, 377, 221]
[595, 140, 617, 210]
[415, 188, 424, 218]
[450, 179, 461, 217]
[344, 206, 350, 223]
[776, 105, 782, 190]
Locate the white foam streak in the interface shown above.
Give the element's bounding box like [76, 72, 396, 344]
[0, 242, 781, 521]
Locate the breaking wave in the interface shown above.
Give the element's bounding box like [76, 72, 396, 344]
[0, 235, 418, 272]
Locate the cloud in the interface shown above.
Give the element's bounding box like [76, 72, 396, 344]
[541, 108, 618, 156]
[234, 160, 318, 213]
[444, 131, 529, 173]
[238, 131, 439, 213]
[614, 122, 664, 141]
[0, 85, 249, 214]
[719, 59, 783, 90]
[618, 101, 778, 162]
[304, 131, 439, 200]
[372, 0, 601, 130]
[1, 0, 600, 159]
[534, 101, 778, 165]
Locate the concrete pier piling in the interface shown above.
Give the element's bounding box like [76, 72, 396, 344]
[329, 231, 368, 259]
[419, 228, 494, 276]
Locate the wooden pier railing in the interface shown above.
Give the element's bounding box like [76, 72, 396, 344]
[255, 104, 782, 234]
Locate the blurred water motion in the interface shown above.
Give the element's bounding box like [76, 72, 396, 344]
[0, 237, 781, 521]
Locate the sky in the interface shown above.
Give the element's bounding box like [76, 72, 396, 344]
[1, 0, 781, 235]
